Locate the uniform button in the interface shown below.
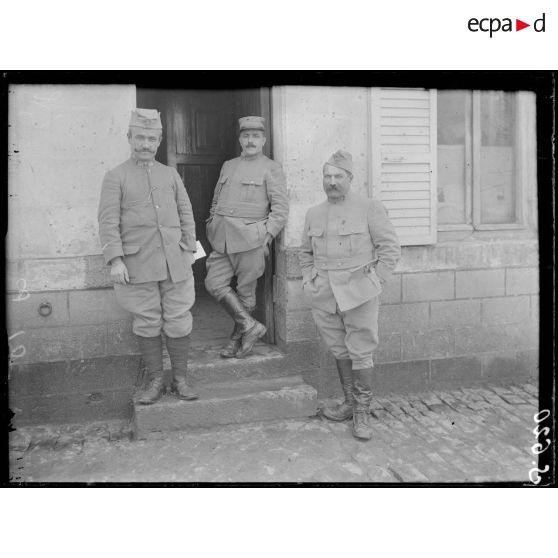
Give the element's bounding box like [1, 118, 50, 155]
[229, 210, 234, 214]
[155, 205, 160, 209]
[156, 245, 161, 248]
[159, 225, 163, 229]
[337, 263, 341, 266]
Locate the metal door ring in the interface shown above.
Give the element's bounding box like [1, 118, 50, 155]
[38, 302, 53, 317]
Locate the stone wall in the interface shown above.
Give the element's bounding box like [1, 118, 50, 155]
[274, 242, 539, 398]
[271, 85, 371, 248]
[7, 85, 138, 425]
[7, 84, 540, 426]
[271, 85, 539, 398]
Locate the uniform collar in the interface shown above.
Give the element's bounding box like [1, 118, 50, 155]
[131, 157, 155, 168]
[240, 152, 264, 162]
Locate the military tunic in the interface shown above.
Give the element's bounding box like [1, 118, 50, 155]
[205, 152, 288, 310]
[98, 158, 196, 338]
[299, 193, 400, 368]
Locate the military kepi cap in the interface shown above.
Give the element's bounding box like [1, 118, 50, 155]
[326, 149, 353, 174]
[239, 116, 266, 132]
[129, 108, 162, 130]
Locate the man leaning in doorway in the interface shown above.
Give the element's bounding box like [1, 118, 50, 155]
[98, 108, 198, 405]
[205, 116, 289, 358]
[299, 150, 400, 440]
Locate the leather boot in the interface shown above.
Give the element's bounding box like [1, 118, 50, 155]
[219, 291, 266, 358]
[352, 367, 374, 440]
[220, 323, 242, 358]
[137, 335, 165, 405]
[322, 359, 354, 421]
[166, 335, 199, 401]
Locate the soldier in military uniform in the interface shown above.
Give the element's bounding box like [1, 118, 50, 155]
[98, 109, 198, 405]
[205, 116, 288, 358]
[299, 150, 400, 440]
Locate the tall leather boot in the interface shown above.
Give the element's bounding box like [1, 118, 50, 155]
[322, 359, 354, 421]
[352, 367, 374, 440]
[220, 323, 242, 358]
[166, 335, 199, 401]
[219, 291, 266, 358]
[137, 335, 165, 405]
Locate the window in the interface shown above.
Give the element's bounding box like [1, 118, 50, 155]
[437, 90, 525, 230]
[371, 87, 535, 246]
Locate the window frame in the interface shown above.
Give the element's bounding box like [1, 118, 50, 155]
[437, 89, 532, 233]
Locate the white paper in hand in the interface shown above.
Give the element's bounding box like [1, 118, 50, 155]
[194, 240, 206, 261]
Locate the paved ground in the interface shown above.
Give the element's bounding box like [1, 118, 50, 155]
[9, 382, 539, 483]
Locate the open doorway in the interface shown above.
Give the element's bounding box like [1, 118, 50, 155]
[136, 87, 275, 348]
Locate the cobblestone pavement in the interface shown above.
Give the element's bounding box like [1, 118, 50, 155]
[9, 382, 539, 483]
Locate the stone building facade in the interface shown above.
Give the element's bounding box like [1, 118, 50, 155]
[7, 84, 539, 427]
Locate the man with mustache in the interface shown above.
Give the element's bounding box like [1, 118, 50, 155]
[205, 116, 288, 358]
[299, 150, 400, 440]
[98, 108, 198, 405]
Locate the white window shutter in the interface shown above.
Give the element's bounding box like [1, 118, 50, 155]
[370, 88, 437, 245]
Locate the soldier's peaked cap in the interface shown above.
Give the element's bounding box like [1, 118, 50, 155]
[326, 149, 353, 174]
[239, 116, 266, 132]
[129, 108, 162, 130]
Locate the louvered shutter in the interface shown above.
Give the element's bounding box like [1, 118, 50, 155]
[370, 88, 437, 245]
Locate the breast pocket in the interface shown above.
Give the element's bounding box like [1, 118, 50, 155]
[157, 183, 176, 205]
[338, 222, 368, 255]
[240, 177, 264, 203]
[308, 227, 325, 254]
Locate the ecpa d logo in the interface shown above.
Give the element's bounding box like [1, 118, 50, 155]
[468, 13, 546, 37]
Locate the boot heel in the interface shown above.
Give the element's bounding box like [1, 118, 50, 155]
[237, 322, 266, 358]
[322, 403, 353, 421]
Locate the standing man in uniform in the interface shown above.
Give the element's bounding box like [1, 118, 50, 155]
[205, 116, 288, 358]
[98, 108, 198, 405]
[299, 150, 400, 440]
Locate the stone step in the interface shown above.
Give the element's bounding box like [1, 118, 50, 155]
[161, 339, 288, 385]
[132, 375, 318, 438]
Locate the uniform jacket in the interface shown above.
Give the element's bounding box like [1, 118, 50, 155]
[98, 158, 197, 284]
[299, 193, 400, 312]
[206, 153, 288, 254]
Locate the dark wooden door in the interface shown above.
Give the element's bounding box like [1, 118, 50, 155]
[136, 88, 274, 342]
[165, 90, 238, 282]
